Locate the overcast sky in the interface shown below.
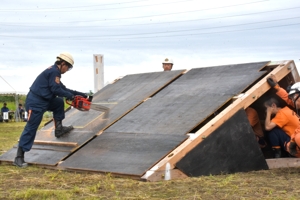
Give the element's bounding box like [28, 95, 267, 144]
[0, 0, 300, 94]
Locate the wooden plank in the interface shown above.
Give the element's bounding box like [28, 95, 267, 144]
[266, 158, 300, 169]
[33, 140, 78, 147]
[142, 60, 294, 180]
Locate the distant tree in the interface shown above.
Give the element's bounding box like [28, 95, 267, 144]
[88, 90, 94, 95]
[0, 95, 14, 102]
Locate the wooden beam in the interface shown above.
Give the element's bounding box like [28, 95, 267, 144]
[33, 140, 78, 147]
[142, 60, 295, 181]
[266, 158, 300, 169]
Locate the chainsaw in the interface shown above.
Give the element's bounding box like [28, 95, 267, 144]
[66, 95, 110, 118]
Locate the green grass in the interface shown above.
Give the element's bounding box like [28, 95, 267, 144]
[0, 123, 24, 153]
[1, 100, 70, 112]
[2, 101, 17, 111]
[1, 122, 300, 199]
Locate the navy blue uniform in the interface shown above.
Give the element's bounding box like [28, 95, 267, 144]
[19, 64, 86, 152]
[1, 106, 9, 113]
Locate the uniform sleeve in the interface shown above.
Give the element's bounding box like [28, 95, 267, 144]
[271, 110, 289, 128]
[48, 70, 74, 99]
[276, 87, 294, 107]
[60, 82, 87, 98]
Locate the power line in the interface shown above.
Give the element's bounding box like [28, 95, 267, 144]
[105, 23, 300, 39]
[89, 16, 300, 37]
[75, 22, 300, 40]
[0, 0, 270, 25]
[61, 5, 300, 23]
[0, 0, 194, 12]
[0, 20, 299, 40]
[1, 5, 299, 28]
[0, 0, 152, 11]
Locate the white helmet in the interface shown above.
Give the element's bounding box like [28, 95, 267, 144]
[289, 82, 300, 114]
[289, 82, 300, 102]
[162, 58, 173, 64]
[57, 52, 74, 67]
[289, 82, 300, 97]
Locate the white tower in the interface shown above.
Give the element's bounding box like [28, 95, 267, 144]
[93, 54, 104, 93]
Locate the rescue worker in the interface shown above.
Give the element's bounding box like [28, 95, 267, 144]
[287, 82, 300, 156]
[1, 102, 9, 112]
[14, 52, 88, 168]
[245, 107, 267, 148]
[264, 98, 299, 158]
[162, 58, 173, 71]
[17, 103, 25, 121]
[267, 76, 300, 157]
[1, 102, 9, 122]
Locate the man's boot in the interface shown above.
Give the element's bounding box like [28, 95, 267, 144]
[13, 147, 28, 168]
[272, 148, 281, 158]
[289, 142, 297, 156]
[54, 120, 73, 138]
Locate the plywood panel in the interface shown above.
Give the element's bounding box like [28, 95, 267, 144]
[0, 146, 70, 165]
[106, 62, 269, 135]
[59, 132, 187, 176]
[0, 70, 184, 165]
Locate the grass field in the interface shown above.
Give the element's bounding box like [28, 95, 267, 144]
[1, 121, 300, 199]
[1, 100, 70, 113]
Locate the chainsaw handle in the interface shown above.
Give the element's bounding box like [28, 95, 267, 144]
[66, 98, 74, 106]
[65, 96, 80, 107]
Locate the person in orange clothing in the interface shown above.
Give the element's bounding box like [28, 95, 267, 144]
[245, 107, 267, 148]
[264, 98, 300, 158]
[267, 75, 294, 107]
[286, 82, 300, 156]
[267, 76, 300, 157]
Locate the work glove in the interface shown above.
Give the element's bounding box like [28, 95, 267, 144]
[66, 95, 74, 101]
[74, 91, 87, 98]
[87, 95, 93, 102]
[267, 78, 278, 88]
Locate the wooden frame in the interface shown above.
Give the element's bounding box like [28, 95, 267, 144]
[142, 60, 297, 181]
